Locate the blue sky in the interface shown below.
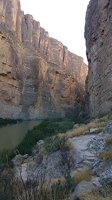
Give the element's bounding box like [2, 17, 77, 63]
[20, 0, 90, 63]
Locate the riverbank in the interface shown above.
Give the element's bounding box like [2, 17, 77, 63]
[0, 116, 87, 170]
[0, 120, 42, 151]
[0, 114, 112, 200]
[0, 118, 22, 128]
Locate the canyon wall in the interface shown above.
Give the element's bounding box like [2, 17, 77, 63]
[0, 0, 87, 119]
[85, 0, 112, 117]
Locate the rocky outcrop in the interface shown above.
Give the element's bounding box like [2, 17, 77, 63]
[12, 119, 112, 192]
[85, 0, 112, 117]
[0, 0, 87, 119]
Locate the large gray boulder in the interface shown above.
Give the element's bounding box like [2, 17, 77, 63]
[12, 154, 24, 166]
[74, 180, 95, 200]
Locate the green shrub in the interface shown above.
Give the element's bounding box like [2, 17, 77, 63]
[9, 116, 88, 156]
[0, 149, 14, 172]
[51, 172, 76, 200]
[0, 167, 14, 200]
[16, 118, 74, 155]
[63, 172, 76, 193]
[44, 135, 67, 154]
[51, 180, 65, 200]
[0, 118, 22, 127]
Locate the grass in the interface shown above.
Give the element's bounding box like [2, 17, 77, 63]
[99, 150, 112, 160]
[44, 135, 68, 154]
[0, 115, 106, 170]
[79, 186, 112, 200]
[0, 166, 111, 200]
[64, 140, 75, 152]
[44, 135, 75, 155]
[98, 115, 109, 122]
[66, 121, 105, 138]
[16, 118, 75, 155]
[0, 117, 83, 172]
[0, 149, 14, 172]
[0, 114, 112, 200]
[72, 168, 92, 184]
[0, 170, 76, 200]
[1, 113, 108, 157]
[105, 137, 112, 144]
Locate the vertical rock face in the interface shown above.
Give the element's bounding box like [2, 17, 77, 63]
[0, 0, 87, 119]
[85, 0, 112, 117]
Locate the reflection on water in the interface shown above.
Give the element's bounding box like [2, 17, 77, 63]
[0, 120, 42, 150]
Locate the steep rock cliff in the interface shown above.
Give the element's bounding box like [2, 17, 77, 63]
[85, 0, 112, 117]
[0, 0, 87, 119]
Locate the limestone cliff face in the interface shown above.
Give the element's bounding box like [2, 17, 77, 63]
[85, 0, 112, 117]
[0, 0, 87, 119]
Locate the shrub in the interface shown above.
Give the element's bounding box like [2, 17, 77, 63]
[0, 171, 52, 200]
[0, 118, 22, 127]
[44, 135, 67, 154]
[0, 149, 14, 172]
[0, 168, 14, 200]
[63, 172, 76, 193]
[99, 150, 112, 160]
[72, 168, 92, 184]
[16, 118, 74, 155]
[105, 137, 112, 144]
[51, 172, 76, 200]
[79, 185, 112, 200]
[66, 121, 105, 138]
[51, 179, 65, 200]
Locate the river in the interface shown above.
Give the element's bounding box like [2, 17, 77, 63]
[0, 120, 42, 150]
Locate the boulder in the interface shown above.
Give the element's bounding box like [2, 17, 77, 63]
[74, 180, 95, 200]
[90, 128, 98, 133]
[12, 154, 24, 166]
[100, 167, 112, 185]
[23, 154, 29, 159]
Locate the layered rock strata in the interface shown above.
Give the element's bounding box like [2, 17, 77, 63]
[0, 0, 87, 119]
[85, 0, 112, 117]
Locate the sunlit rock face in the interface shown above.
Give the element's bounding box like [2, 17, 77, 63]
[85, 0, 112, 117]
[0, 0, 87, 119]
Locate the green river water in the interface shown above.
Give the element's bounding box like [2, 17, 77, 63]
[0, 120, 42, 150]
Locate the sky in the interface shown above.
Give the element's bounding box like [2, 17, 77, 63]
[20, 0, 90, 64]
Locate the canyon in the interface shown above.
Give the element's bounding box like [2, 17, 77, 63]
[85, 0, 112, 117]
[0, 1, 112, 199]
[0, 0, 87, 119]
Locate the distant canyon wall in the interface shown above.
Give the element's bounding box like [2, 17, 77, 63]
[85, 0, 112, 117]
[0, 0, 87, 119]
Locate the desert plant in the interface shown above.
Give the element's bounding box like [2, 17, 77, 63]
[51, 172, 76, 200]
[66, 121, 105, 138]
[99, 150, 112, 160]
[63, 172, 76, 193]
[79, 185, 112, 200]
[44, 135, 67, 154]
[0, 167, 52, 200]
[0, 149, 14, 172]
[105, 137, 112, 144]
[51, 179, 65, 200]
[0, 168, 14, 200]
[72, 168, 92, 184]
[16, 118, 74, 155]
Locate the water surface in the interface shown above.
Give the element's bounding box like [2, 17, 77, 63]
[0, 120, 42, 150]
